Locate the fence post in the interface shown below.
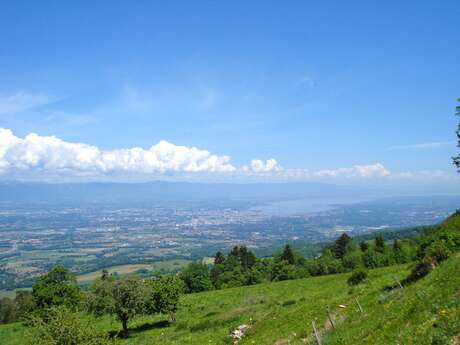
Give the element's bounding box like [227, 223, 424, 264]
[354, 297, 363, 313]
[312, 320, 322, 345]
[326, 306, 335, 329]
[393, 276, 403, 289]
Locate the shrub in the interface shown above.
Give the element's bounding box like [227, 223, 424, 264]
[426, 241, 451, 263]
[179, 263, 213, 293]
[403, 256, 436, 284]
[347, 269, 368, 286]
[28, 306, 112, 345]
[32, 266, 81, 315]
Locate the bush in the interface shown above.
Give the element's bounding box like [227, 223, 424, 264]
[403, 256, 436, 284]
[179, 263, 213, 293]
[347, 269, 368, 286]
[32, 266, 81, 313]
[28, 306, 112, 345]
[426, 241, 451, 263]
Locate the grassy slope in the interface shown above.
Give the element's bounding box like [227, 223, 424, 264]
[1, 216, 459, 344]
[1, 257, 459, 344]
[0, 264, 410, 345]
[324, 254, 460, 345]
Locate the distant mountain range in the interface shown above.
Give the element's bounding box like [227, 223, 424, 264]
[1, 181, 460, 206]
[0, 181, 372, 205]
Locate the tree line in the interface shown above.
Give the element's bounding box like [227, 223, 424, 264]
[178, 232, 418, 294]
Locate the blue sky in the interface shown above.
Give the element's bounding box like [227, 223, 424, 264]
[0, 1, 459, 185]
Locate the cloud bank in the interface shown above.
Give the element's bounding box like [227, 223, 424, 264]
[0, 128, 237, 176]
[0, 128, 397, 181]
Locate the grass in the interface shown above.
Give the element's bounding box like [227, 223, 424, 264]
[0, 263, 408, 345]
[1, 256, 458, 344]
[323, 254, 460, 345]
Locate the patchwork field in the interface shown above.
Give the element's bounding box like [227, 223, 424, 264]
[77, 260, 191, 283]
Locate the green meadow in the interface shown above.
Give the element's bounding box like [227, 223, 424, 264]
[2, 255, 458, 345]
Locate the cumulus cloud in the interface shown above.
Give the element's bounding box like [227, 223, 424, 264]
[268, 163, 390, 180]
[0, 128, 236, 176]
[0, 92, 58, 115]
[242, 159, 280, 173]
[0, 128, 396, 181]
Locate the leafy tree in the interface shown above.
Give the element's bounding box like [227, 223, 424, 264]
[108, 278, 145, 336]
[221, 267, 247, 288]
[359, 241, 369, 252]
[145, 276, 183, 322]
[452, 98, 460, 170]
[223, 254, 240, 271]
[342, 250, 362, 270]
[101, 269, 110, 280]
[362, 248, 379, 268]
[32, 266, 81, 312]
[0, 298, 16, 324]
[179, 262, 213, 293]
[239, 246, 257, 270]
[374, 234, 386, 253]
[15, 290, 35, 319]
[28, 306, 111, 345]
[229, 246, 240, 258]
[214, 251, 225, 265]
[245, 265, 266, 285]
[333, 234, 352, 259]
[87, 277, 145, 336]
[210, 264, 225, 289]
[85, 275, 115, 318]
[392, 239, 402, 252]
[270, 261, 296, 281]
[280, 244, 296, 264]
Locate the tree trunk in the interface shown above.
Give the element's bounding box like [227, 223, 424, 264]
[170, 311, 177, 323]
[122, 317, 129, 337]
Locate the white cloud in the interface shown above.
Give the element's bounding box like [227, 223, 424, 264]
[0, 92, 58, 115]
[311, 163, 390, 178]
[242, 159, 280, 173]
[313, 163, 390, 178]
[0, 128, 399, 182]
[0, 128, 236, 176]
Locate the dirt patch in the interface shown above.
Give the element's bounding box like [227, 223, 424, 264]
[449, 334, 460, 345]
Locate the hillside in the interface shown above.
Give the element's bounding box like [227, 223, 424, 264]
[2, 212, 459, 344]
[0, 253, 458, 345]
